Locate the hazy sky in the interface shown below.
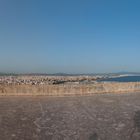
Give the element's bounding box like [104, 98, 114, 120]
[0, 0, 140, 74]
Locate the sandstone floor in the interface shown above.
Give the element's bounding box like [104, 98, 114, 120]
[0, 93, 140, 140]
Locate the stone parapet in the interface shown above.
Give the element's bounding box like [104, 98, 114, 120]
[0, 82, 140, 96]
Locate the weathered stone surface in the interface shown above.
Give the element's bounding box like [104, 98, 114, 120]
[1, 82, 140, 96]
[0, 93, 140, 140]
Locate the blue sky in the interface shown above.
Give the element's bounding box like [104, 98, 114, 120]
[0, 0, 140, 73]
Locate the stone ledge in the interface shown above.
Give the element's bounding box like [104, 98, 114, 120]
[0, 82, 140, 96]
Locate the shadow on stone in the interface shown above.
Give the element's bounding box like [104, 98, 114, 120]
[89, 133, 98, 140]
[134, 110, 140, 132]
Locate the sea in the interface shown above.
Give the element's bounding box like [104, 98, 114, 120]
[99, 75, 140, 82]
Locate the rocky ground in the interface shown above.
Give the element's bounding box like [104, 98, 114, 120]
[0, 93, 140, 140]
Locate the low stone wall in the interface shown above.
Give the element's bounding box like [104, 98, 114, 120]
[0, 82, 140, 96]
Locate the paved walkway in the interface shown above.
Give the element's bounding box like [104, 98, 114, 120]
[0, 93, 140, 140]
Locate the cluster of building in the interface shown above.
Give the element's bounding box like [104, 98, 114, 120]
[0, 75, 103, 85]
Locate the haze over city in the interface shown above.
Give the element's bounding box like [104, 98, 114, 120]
[1, 0, 140, 73]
